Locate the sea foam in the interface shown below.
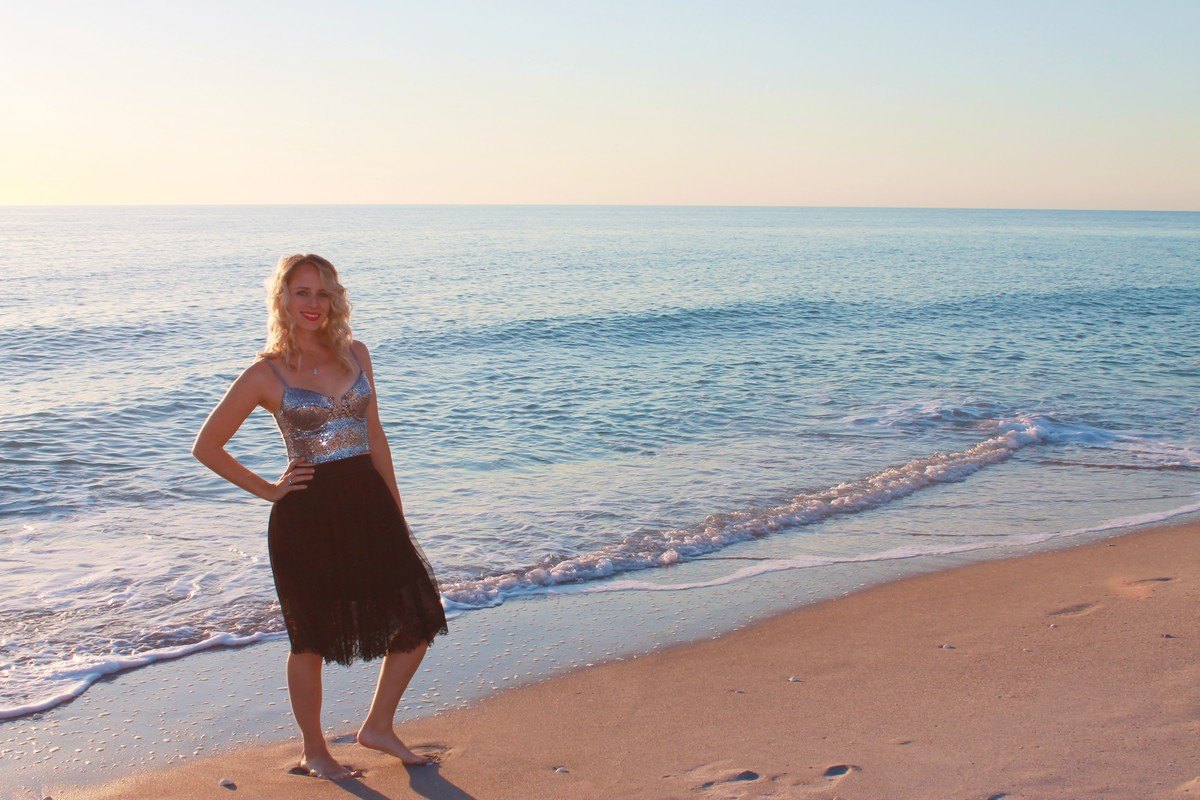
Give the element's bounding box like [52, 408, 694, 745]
[440, 413, 1049, 609]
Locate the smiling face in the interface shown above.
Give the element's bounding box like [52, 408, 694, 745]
[286, 262, 332, 331]
[263, 253, 353, 366]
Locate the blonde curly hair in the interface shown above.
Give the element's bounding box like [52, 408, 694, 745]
[259, 253, 356, 374]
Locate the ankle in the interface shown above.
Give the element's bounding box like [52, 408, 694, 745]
[301, 739, 333, 758]
[358, 720, 393, 735]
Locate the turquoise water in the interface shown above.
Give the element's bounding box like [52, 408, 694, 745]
[1, 205, 1197, 718]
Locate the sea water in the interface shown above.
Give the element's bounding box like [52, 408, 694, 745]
[1, 205, 1197, 720]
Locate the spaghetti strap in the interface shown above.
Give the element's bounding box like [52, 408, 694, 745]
[348, 345, 362, 368]
[262, 358, 290, 387]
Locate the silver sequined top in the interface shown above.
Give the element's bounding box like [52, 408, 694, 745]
[263, 355, 372, 464]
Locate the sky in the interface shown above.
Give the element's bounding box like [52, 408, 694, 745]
[1, 1, 1197, 209]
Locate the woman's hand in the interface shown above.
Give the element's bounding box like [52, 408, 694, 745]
[262, 458, 315, 502]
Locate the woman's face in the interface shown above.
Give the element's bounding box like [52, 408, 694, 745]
[286, 263, 332, 331]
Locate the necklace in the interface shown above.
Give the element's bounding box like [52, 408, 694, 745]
[298, 352, 321, 376]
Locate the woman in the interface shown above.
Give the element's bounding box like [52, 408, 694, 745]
[192, 253, 449, 781]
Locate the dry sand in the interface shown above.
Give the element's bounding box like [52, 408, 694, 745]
[54, 520, 1199, 799]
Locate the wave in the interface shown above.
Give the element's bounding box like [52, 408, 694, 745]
[439, 413, 1049, 610]
[570, 498, 1200, 594]
[385, 294, 844, 358]
[438, 407, 1199, 610]
[904, 285, 1200, 329]
[0, 630, 281, 721]
[1036, 459, 1199, 472]
[388, 283, 1200, 360]
[845, 399, 1200, 469]
[3, 316, 189, 367]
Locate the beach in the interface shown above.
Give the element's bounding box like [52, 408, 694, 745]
[3, 207, 1197, 798]
[25, 518, 1196, 799]
[3, 0, 1197, 793]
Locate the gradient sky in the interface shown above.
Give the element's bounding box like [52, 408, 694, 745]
[1, 1, 1197, 208]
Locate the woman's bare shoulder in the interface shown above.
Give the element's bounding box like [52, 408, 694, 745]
[350, 340, 372, 362]
[245, 354, 273, 374]
[235, 357, 285, 412]
[237, 356, 281, 389]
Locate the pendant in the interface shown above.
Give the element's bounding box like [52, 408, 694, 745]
[313, 367, 319, 376]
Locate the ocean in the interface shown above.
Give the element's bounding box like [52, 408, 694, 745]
[2, 205, 1198, 721]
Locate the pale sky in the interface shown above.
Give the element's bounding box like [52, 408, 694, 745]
[1, 1, 1197, 209]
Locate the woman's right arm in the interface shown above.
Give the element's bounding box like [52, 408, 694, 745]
[191, 362, 311, 502]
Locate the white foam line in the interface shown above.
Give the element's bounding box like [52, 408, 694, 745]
[440, 414, 1047, 609]
[566, 495, 1200, 595]
[0, 630, 283, 721]
[1049, 496, 1200, 538]
[570, 541, 1002, 594]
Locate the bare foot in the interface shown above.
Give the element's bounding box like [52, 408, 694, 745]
[356, 726, 431, 765]
[298, 751, 362, 781]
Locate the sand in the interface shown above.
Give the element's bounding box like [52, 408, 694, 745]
[41, 519, 1200, 799]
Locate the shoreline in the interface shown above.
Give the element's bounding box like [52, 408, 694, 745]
[32, 516, 1200, 799]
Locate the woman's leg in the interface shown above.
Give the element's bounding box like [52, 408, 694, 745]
[287, 651, 361, 780]
[356, 642, 430, 764]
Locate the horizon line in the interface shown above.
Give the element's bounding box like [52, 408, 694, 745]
[1, 202, 1197, 213]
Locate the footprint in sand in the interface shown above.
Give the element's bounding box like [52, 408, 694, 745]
[287, 764, 364, 780]
[1048, 601, 1101, 617]
[1110, 576, 1174, 600]
[1175, 776, 1200, 795]
[698, 769, 762, 790]
[679, 762, 782, 799]
[680, 760, 859, 798]
[411, 742, 452, 764]
[781, 764, 860, 797]
[329, 736, 452, 765]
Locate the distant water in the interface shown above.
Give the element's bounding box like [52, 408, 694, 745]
[1, 205, 1197, 720]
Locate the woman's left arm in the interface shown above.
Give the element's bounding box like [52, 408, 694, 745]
[355, 340, 406, 518]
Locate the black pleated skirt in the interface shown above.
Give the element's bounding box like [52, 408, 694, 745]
[267, 453, 449, 664]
